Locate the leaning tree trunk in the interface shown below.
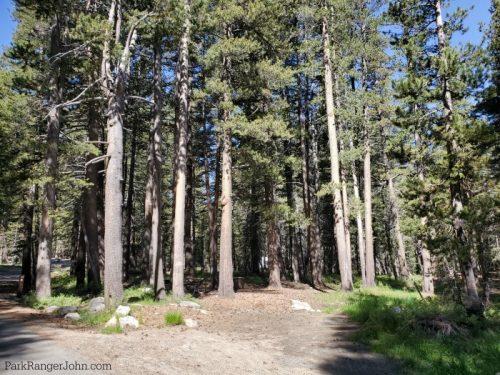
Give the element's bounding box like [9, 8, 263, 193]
[435, 0, 480, 308]
[322, 16, 352, 291]
[36, 13, 63, 298]
[172, 3, 191, 298]
[144, 36, 166, 300]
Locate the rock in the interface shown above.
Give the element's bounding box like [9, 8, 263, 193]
[64, 312, 81, 321]
[184, 318, 198, 328]
[115, 305, 131, 316]
[199, 309, 208, 315]
[58, 306, 78, 316]
[105, 315, 117, 327]
[88, 297, 105, 313]
[180, 301, 201, 309]
[291, 299, 314, 312]
[45, 306, 60, 314]
[119, 316, 139, 329]
[142, 287, 152, 293]
[392, 306, 402, 314]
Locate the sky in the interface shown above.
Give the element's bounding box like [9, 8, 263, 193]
[0, 0, 493, 53]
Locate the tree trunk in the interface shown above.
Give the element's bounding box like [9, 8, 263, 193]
[82, 99, 101, 293]
[185, 136, 195, 277]
[101, 0, 139, 307]
[265, 180, 282, 289]
[322, 16, 352, 291]
[124, 120, 137, 278]
[381, 131, 409, 278]
[144, 36, 166, 300]
[75, 222, 86, 290]
[284, 144, 300, 283]
[36, 12, 63, 298]
[435, 0, 480, 308]
[172, 3, 191, 298]
[21, 186, 35, 294]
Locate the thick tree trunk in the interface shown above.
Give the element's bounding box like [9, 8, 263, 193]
[144, 37, 166, 300]
[101, 0, 139, 307]
[322, 16, 352, 291]
[21, 186, 35, 294]
[217, 23, 235, 298]
[172, 4, 191, 298]
[36, 13, 62, 298]
[435, 0, 480, 308]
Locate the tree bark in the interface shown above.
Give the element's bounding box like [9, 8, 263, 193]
[265, 180, 282, 289]
[284, 143, 300, 283]
[124, 120, 137, 278]
[36, 9, 63, 298]
[21, 185, 35, 294]
[144, 36, 166, 300]
[81, 98, 101, 293]
[172, 2, 191, 298]
[101, 0, 140, 307]
[322, 16, 352, 291]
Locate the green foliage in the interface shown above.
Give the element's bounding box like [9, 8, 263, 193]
[101, 324, 123, 334]
[319, 278, 500, 375]
[164, 311, 184, 326]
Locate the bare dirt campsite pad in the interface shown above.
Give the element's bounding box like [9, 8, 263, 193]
[1, 284, 399, 375]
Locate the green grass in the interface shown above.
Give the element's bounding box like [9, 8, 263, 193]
[318, 276, 500, 375]
[101, 324, 123, 334]
[77, 309, 115, 326]
[164, 311, 184, 326]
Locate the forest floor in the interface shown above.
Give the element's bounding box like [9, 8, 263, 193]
[0, 267, 400, 375]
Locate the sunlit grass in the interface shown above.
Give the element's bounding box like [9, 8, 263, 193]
[164, 311, 184, 326]
[319, 275, 500, 375]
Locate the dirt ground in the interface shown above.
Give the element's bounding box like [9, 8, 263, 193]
[1, 283, 400, 375]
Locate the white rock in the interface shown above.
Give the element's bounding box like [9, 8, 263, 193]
[142, 287, 152, 293]
[291, 299, 314, 312]
[105, 315, 117, 327]
[64, 312, 81, 321]
[119, 316, 139, 329]
[184, 318, 198, 328]
[180, 301, 201, 309]
[88, 297, 105, 313]
[45, 306, 60, 314]
[115, 305, 130, 316]
[59, 306, 78, 316]
[199, 309, 208, 315]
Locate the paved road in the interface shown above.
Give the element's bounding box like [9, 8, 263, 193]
[0, 265, 105, 374]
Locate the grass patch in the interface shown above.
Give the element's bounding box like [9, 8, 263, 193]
[320, 276, 500, 375]
[77, 309, 115, 326]
[124, 286, 198, 306]
[101, 324, 123, 334]
[164, 311, 184, 326]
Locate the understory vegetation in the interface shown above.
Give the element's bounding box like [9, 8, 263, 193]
[319, 276, 500, 375]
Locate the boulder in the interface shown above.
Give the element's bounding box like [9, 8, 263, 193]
[199, 309, 208, 315]
[119, 316, 139, 329]
[291, 299, 314, 312]
[105, 315, 117, 327]
[180, 301, 201, 309]
[64, 312, 81, 321]
[88, 297, 105, 313]
[58, 306, 78, 316]
[184, 318, 198, 328]
[115, 305, 130, 316]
